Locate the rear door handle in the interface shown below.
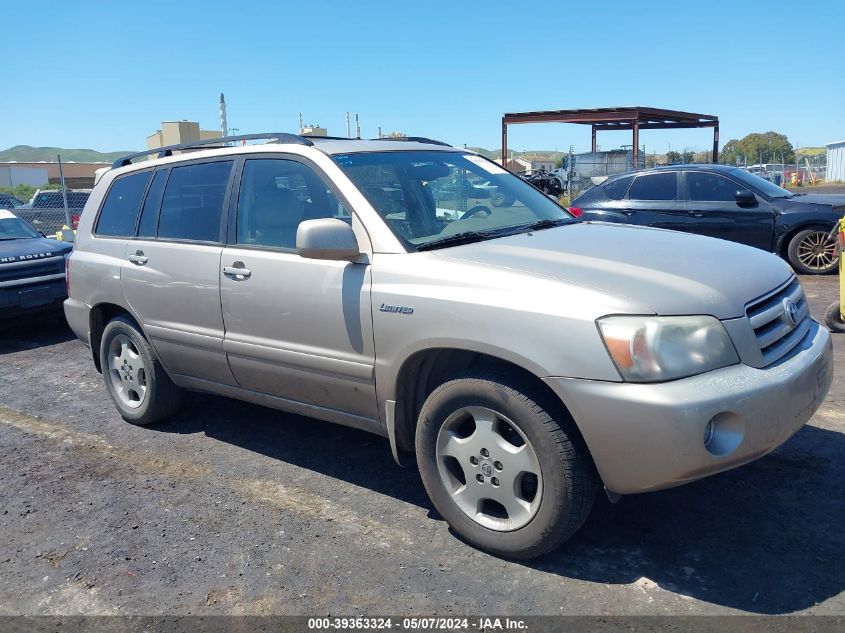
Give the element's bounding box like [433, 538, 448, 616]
[223, 264, 251, 279]
[621, 209, 636, 216]
[128, 251, 148, 265]
[688, 210, 705, 218]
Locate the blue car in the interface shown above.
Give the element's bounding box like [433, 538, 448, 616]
[0, 209, 72, 318]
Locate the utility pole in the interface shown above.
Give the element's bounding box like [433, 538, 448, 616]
[377, 126, 382, 139]
[219, 93, 228, 138]
[346, 112, 351, 138]
[355, 113, 361, 139]
[298, 112, 303, 133]
[57, 154, 70, 228]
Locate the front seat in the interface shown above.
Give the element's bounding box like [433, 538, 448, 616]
[252, 187, 304, 249]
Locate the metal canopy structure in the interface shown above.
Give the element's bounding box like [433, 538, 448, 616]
[501, 106, 720, 167]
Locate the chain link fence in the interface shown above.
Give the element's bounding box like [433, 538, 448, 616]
[11, 189, 90, 238]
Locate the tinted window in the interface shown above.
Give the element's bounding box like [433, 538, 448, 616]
[628, 172, 678, 201]
[95, 171, 151, 237]
[604, 175, 634, 200]
[237, 159, 350, 250]
[137, 170, 168, 238]
[687, 172, 740, 202]
[157, 161, 232, 242]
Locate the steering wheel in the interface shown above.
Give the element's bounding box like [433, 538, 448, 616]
[462, 205, 492, 219]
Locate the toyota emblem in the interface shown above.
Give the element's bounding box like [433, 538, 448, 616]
[783, 299, 799, 326]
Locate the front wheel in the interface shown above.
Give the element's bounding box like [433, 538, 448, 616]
[100, 315, 183, 426]
[787, 228, 838, 275]
[415, 371, 598, 559]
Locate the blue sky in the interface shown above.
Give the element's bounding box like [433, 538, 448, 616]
[2, 0, 843, 154]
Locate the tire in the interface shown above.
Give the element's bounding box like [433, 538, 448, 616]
[787, 228, 839, 275]
[99, 315, 182, 425]
[415, 370, 598, 559]
[825, 302, 845, 333]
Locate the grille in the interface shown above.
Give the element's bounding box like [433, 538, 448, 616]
[746, 277, 811, 366]
[0, 257, 65, 284]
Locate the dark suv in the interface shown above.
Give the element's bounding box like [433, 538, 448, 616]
[571, 164, 844, 274]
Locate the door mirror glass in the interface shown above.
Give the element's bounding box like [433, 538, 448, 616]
[735, 189, 757, 206]
[297, 218, 360, 261]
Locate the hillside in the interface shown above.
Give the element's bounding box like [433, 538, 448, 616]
[0, 145, 136, 163]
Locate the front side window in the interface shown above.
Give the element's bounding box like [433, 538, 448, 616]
[237, 159, 350, 250]
[157, 161, 232, 242]
[687, 172, 740, 202]
[730, 168, 793, 199]
[333, 151, 573, 249]
[628, 172, 678, 201]
[95, 171, 151, 237]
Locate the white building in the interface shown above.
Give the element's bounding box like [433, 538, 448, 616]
[826, 140, 845, 182]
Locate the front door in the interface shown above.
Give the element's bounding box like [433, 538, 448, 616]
[121, 159, 237, 386]
[683, 170, 775, 251]
[220, 157, 378, 421]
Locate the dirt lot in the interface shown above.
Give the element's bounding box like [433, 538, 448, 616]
[0, 276, 842, 616]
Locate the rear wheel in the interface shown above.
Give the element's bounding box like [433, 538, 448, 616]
[415, 371, 598, 559]
[787, 228, 838, 275]
[100, 315, 182, 425]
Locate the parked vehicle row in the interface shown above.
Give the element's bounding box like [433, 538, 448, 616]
[63, 133, 832, 559]
[14, 188, 91, 236]
[571, 164, 843, 274]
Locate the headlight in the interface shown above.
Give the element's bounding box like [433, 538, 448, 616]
[597, 315, 739, 382]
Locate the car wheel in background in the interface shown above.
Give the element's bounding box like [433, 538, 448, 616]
[825, 302, 845, 333]
[788, 228, 839, 275]
[99, 315, 182, 426]
[415, 370, 598, 559]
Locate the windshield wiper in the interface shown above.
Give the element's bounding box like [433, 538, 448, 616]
[520, 218, 572, 231]
[416, 230, 500, 251]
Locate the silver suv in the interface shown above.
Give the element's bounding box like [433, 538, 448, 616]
[64, 133, 833, 558]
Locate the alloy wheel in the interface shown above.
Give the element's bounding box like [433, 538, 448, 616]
[796, 230, 838, 272]
[107, 334, 147, 409]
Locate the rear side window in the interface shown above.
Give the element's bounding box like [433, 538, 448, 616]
[95, 171, 151, 237]
[628, 172, 678, 201]
[157, 161, 233, 242]
[603, 175, 634, 200]
[687, 172, 740, 202]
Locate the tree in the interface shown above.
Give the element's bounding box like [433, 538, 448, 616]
[719, 139, 740, 165]
[666, 150, 682, 165]
[734, 131, 794, 165]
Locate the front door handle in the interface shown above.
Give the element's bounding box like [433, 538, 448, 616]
[621, 209, 636, 216]
[688, 210, 705, 218]
[223, 263, 251, 279]
[128, 251, 148, 265]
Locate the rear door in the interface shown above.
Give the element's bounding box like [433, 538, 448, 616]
[220, 156, 378, 421]
[121, 158, 238, 386]
[606, 171, 687, 231]
[683, 170, 775, 250]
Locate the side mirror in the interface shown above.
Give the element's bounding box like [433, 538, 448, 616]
[296, 218, 360, 261]
[735, 189, 757, 206]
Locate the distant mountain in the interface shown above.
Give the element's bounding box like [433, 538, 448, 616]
[0, 145, 136, 163]
[467, 147, 565, 162]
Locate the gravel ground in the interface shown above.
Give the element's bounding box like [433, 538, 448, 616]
[0, 276, 842, 616]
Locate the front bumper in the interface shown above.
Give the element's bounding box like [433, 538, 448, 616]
[0, 278, 66, 318]
[545, 320, 833, 495]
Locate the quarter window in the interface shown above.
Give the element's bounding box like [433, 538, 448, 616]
[157, 161, 233, 242]
[136, 170, 168, 238]
[603, 175, 634, 200]
[236, 159, 350, 250]
[687, 172, 741, 202]
[95, 171, 151, 237]
[627, 172, 678, 201]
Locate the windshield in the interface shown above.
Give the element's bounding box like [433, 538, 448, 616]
[333, 151, 574, 249]
[0, 213, 40, 240]
[729, 168, 794, 198]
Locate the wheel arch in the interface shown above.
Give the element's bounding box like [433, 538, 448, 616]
[389, 347, 596, 473]
[778, 221, 836, 259]
[89, 302, 144, 373]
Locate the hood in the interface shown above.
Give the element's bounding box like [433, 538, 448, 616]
[437, 222, 793, 319]
[0, 237, 72, 265]
[786, 193, 845, 208]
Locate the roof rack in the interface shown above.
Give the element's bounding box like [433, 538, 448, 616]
[372, 136, 452, 147]
[112, 132, 313, 169]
